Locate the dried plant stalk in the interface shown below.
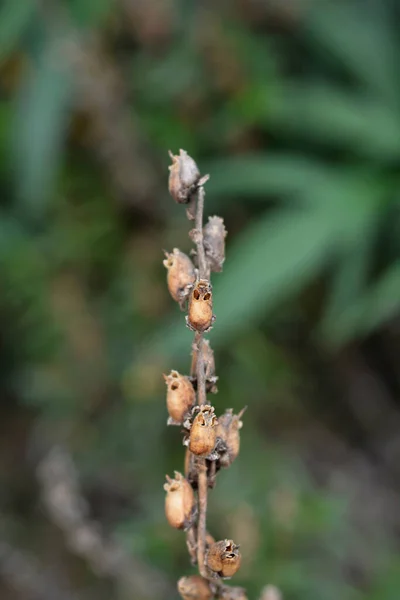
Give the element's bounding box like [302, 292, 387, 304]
[163, 150, 278, 600]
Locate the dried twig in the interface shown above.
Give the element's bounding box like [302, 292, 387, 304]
[37, 446, 173, 600]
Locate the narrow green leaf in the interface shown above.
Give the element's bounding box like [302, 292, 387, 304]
[13, 30, 74, 220]
[304, 1, 399, 103]
[0, 0, 35, 65]
[268, 83, 400, 159]
[320, 261, 400, 346]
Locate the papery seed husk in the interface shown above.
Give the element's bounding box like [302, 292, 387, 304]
[177, 575, 213, 600]
[168, 149, 200, 204]
[188, 280, 214, 332]
[203, 216, 227, 273]
[206, 540, 241, 578]
[189, 405, 218, 456]
[163, 248, 196, 304]
[164, 472, 195, 529]
[164, 370, 195, 423]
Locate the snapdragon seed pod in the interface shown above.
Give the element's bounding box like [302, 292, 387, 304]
[164, 472, 195, 530]
[206, 539, 241, 578]
[163, 248, 196, 304]
[168, 149, 200, 204]
[189, 405, 217, 456]
[187, 280, 214, 332]
[216, 408, 245, 468]
[164, 370, 195, 423]
[203, 215, 227, 272]
[177, 575, 213, 600]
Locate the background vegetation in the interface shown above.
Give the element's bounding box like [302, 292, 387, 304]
[1, 0, 400, 598]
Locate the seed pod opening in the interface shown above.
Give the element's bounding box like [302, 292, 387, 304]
[204, 216, 227, 273]
[206, 539, 241, 579]
[187, 280, 214, 333]
[164, 472, 195, 530]
[163, 248, 196, 305]
[177, 575, 213, 600]
[164, 370, 195, 424]
[189, 405, 218, 456]
[168, 149, 201, 204]
[216, 408, 245, 468]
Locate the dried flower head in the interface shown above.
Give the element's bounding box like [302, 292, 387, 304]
[164, 472, 196, 530]
[216, 408, 245, 468]
[206, 539, 241, 578]
[164, 370, 195, 424]
[189, 405, 218, 456]
[177, 575, 213, 600]
[163, 248, 196, 306]
[187, 280, 214, 333]
[204, 216, 227, 272]
[169, 149, 201, 204]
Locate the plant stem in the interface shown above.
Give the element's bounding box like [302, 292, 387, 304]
[193, 182, 209, 578]
[194, 185, 209, 280]
[197, 459, 208, 578]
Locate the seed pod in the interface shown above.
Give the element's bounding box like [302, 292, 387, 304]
[187, 280, 214, 333]
[216, 408, 245, 468]
[177, 575, 213, 600]
[206, 540, 241, 579]
[163, 248, 196, 305]
[189, 405, 218, 456]
[164, 370, 195, 424]
[204, 216, 227, 272]
[168, 149, 200, 204]
[164, 472, 195, 530]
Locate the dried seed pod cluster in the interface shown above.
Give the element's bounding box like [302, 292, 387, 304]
[164, 150, 255, 599]
[206, 540, 241, 579]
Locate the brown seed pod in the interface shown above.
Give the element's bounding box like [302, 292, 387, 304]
[163, 248, 196, 305]
[168, 149, 200, 204]
[204, 216, 227, 272]
[177, 575, 213, 600]
[164, 370, 195, 424]
[216, 408, 245, 468]
[206, 540, 241, 579]
[164, 472, 195, 530]
[189, 405, 218, 456]
[187, 280, 214, 333]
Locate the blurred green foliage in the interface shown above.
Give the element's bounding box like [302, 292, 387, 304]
[1, 1, 400, 599]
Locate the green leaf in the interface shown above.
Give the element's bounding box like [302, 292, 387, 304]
[0, 0, 35, 65]
[320, 261, 400, 347]
[13, 30, 74, 220]
[205, 154, 330, 205]
[304, 1, 399, 103]
[268, 83, 400, 159]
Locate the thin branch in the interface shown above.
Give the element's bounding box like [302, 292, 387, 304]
[196, 460, 208, 578]
[194, 185, 209, 280]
